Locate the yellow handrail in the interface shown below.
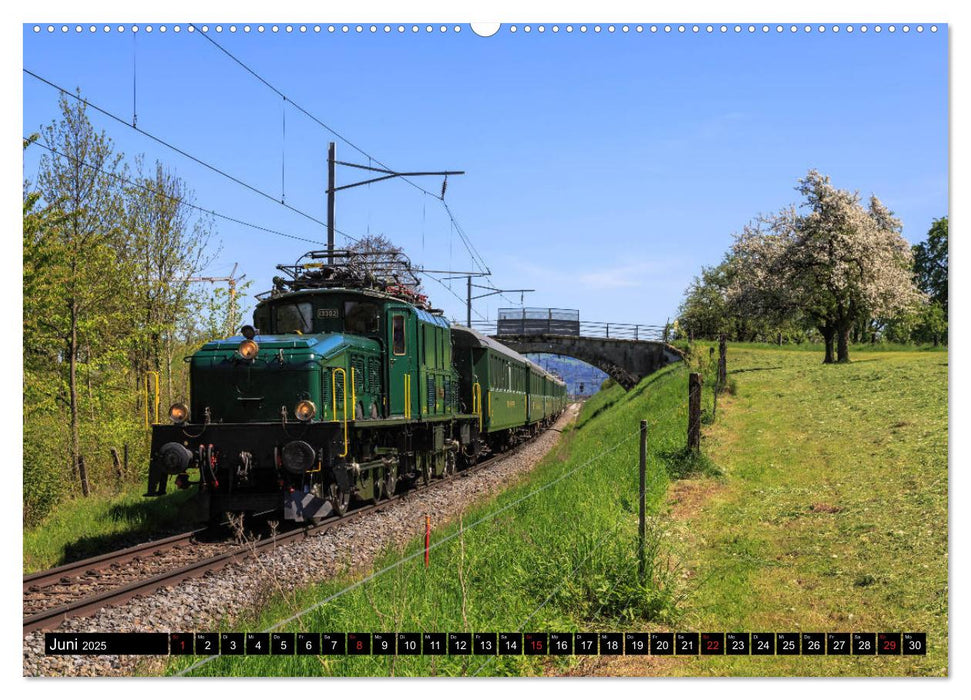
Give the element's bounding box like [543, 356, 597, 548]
[332, 368, 349, 457]
[472, 382, 483, 431]
[144, 371, 160, 428]
[351, 366, 357, 422]
[404, 374, 411, 420]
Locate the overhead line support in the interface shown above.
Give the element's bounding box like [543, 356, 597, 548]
[325, 141, 464, 265]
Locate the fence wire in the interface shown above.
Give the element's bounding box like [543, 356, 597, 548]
[176, 427, 642, 677]
[471, 429, 666, 676]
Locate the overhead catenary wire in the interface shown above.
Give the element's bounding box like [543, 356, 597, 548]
[175, 427, 640, 677]
[441, 200, 490, 275]
[422, 273, 489, 323]
[189, 27, 493, 276]
[281, 96, 286, 205]
[25, 137, 323, 247]
[28, 129, 488, 317]
[191, 24, 442, 202]
[23, 68, 360, 245]
[28, 45, 513, 316]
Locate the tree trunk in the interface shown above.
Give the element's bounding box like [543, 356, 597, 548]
[86, 346, 95, 421]
[69, 295, 87, 496]
[837, 323, 852, 363]
[77, 455, 90, 497]
[820, 324, 835, 364]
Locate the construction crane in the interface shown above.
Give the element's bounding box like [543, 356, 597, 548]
[185, 263, 246, 333]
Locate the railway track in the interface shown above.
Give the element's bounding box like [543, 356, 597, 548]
[23, 438, 536, 636]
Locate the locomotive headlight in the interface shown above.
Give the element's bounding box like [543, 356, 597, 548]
[295, 400, 316, 422]
[238, 339, 259, 360]
[241, 324, 256, 340]
[168, 402, 189, 424]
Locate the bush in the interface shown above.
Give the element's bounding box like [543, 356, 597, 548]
[23, 417, 68, 527]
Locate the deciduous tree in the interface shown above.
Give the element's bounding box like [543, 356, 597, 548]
[34, 94, 127, 495]
[728, 171, 921, 363]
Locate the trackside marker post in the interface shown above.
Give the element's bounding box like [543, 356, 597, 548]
[425, 515, 431, 567]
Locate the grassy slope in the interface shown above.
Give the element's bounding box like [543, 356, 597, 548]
[631, 346, 948, 676]
[173, 364, 691, 677]
[23, 484, 196, 573]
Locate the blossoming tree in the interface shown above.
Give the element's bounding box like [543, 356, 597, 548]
[728, 171, 922, 363]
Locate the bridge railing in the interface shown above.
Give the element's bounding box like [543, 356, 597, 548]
[471, 319, 669, 342]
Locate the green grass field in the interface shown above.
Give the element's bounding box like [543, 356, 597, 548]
[598, 346, 948, 677]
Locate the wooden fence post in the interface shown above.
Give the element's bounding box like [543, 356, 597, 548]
[110, 447, 124, 483]
[638, 419, 647, 580]
[688, 373, 702, 452]
[718, 334, 727, 389]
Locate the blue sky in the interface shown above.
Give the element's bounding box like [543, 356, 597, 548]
[22, 23, 948, 328]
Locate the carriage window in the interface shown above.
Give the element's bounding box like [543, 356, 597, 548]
[392, 314, 406, 355]
[344, 301, 380, 334]
[274, 302, 313, 334]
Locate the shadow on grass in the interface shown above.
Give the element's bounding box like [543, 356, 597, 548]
[56, 492, 198, 565]
[627, 365, 682, 400]
[578, 398, 623, 427]
[728, 366, 783, 375]
[105, 489, 197, 523]
[661, 446, 721, 479]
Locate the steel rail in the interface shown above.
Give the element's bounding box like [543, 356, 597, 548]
[23, 529, 208, 592]
[22, 426, 550, 636]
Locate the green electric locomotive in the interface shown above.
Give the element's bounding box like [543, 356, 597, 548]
[146, 250, 566, 523]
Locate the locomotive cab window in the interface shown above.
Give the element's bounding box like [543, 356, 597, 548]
[274, 302, 313, 334]
[344, 301, 381, 335]
[392, 314, 406, 355]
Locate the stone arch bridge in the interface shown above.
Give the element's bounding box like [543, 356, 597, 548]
[494, 333, 684, 390]
[474, 309, 683, 390]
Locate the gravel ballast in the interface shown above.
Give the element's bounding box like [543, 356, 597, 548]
[24, 404, 579, 678]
